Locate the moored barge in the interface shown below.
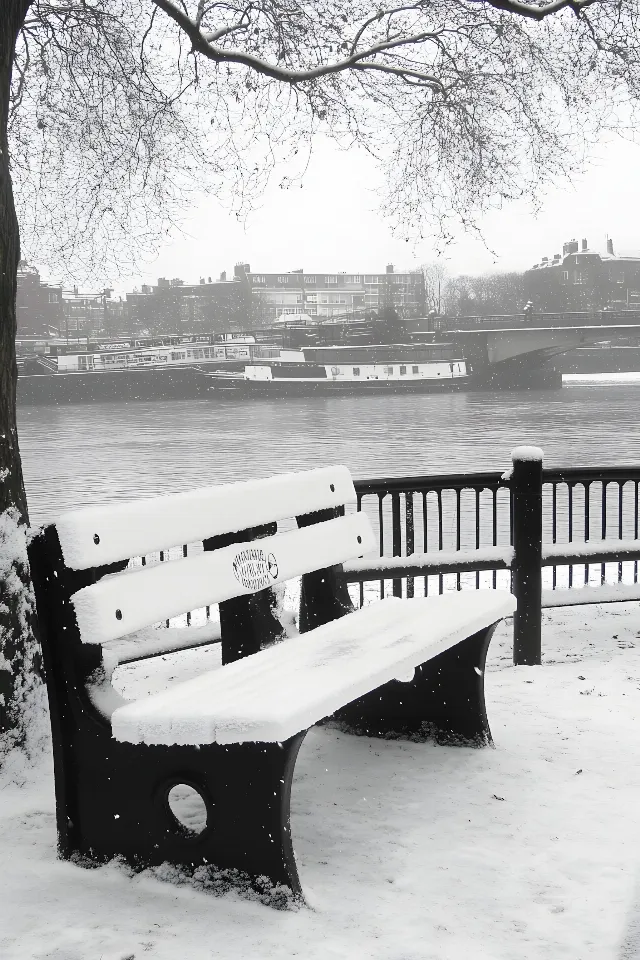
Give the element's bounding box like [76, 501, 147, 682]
[209, 343, 468, 395]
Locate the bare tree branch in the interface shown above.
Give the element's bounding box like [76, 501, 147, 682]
[150, 0, 447, 84]
[9, 0, 640, 278]
[483, 0, 601, 22]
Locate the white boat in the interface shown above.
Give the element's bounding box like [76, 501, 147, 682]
[209, 345, 468, 395]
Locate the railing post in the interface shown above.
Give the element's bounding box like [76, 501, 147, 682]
[391, 491, 402, 597]
[510, 446, 543, 665]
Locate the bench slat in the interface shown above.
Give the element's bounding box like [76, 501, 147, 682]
[72, 513, 375, 645]
[110, 591, 516, 746]
[56, 465, 356, 570]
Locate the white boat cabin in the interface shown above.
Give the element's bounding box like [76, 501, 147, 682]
[56, 342, 279, 372]
[244, 358, 467, 382]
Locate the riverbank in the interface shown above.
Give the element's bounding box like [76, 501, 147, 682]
[1, 601, 639, 960]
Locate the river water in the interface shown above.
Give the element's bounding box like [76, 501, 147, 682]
[17, 379, 640, 526]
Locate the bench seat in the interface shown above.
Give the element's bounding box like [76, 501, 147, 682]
[111, 591, 515, 746]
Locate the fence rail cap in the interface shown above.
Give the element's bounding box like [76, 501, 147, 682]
[511, 445, 543, 463]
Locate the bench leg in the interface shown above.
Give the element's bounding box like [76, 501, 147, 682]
[60, 728, 308, 900]
[334, 623, 498, 745]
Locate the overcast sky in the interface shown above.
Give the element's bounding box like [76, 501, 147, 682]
[107, 131, 640, 295]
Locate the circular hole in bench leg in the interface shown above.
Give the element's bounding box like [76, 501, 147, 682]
[165, 782, 209, 836]
[393, 666, 417, 684]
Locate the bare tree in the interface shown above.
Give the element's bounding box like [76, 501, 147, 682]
[443, 271, 527, 316]
[3, 0, 640, 751]
[421, 261, 449, 312]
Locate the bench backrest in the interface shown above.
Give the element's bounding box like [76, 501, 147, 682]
[56, 465, 358, 569]
[31, 465, 374, 648]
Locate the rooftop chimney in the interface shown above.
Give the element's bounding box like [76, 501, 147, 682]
[220, 271, 226, 282]
[386, 264, 394, 273]
[607, 238, 614, 256]
[581, 238, 588, 251]
[563, 239, 579, 257]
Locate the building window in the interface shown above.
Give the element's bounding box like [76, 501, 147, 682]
[412, 365, 419, 374]
[574, 272, 586, 285]
[277, 276, 289, 284]
[386, 366, 394, 375]
[400, 365, 407, 375]
[353, 367, 360, 376]
[304, 276, 316, 284]
[326, 276, 337, 284]
[562, 271, 569, 281]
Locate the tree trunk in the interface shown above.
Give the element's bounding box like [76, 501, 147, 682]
[0, 1, 42, 756]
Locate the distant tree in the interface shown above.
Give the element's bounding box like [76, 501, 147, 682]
[377, 306, 406, 342]
[421, 262, 449, 314]
[3, 0, 640, 751]
[443, 271, 526, 316]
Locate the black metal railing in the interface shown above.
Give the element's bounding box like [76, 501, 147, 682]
[541, 467, 640, 590]
[119, 453, 640, 668]
[351, 464, 640, 591]
[352, 471, 511, 603]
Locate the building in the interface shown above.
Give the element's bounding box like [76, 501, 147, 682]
[16, 261, 63, 337]
[125, 273, 253, 335]
[17, 262, 126, 340]
[61, 286, 117, 338]
[237, 264, 426, 323]
[525, 237, 640, 312]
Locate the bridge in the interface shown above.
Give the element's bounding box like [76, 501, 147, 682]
[440, 323, 640, 388]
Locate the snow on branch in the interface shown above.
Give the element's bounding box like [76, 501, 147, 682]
[150, 0, 603, 89]
[483, 0, 600, 21]
[149, 0, 446, 88]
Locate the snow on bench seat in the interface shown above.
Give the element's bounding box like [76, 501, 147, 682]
[71, 513, 375, 645]
[111, 590, 516, 746]
[56, 465, 356, 570]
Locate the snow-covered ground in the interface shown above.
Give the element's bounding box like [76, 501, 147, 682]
[563, 372, 640, 385]
[1, 601, 640, 960]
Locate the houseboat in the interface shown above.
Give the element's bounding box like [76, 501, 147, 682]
[209, 343, 468, 395]
[17, 338, 281, 404]
[54, 340, 280, 373]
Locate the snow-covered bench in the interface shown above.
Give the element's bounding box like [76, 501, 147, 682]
[28, 465, 515, 901]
